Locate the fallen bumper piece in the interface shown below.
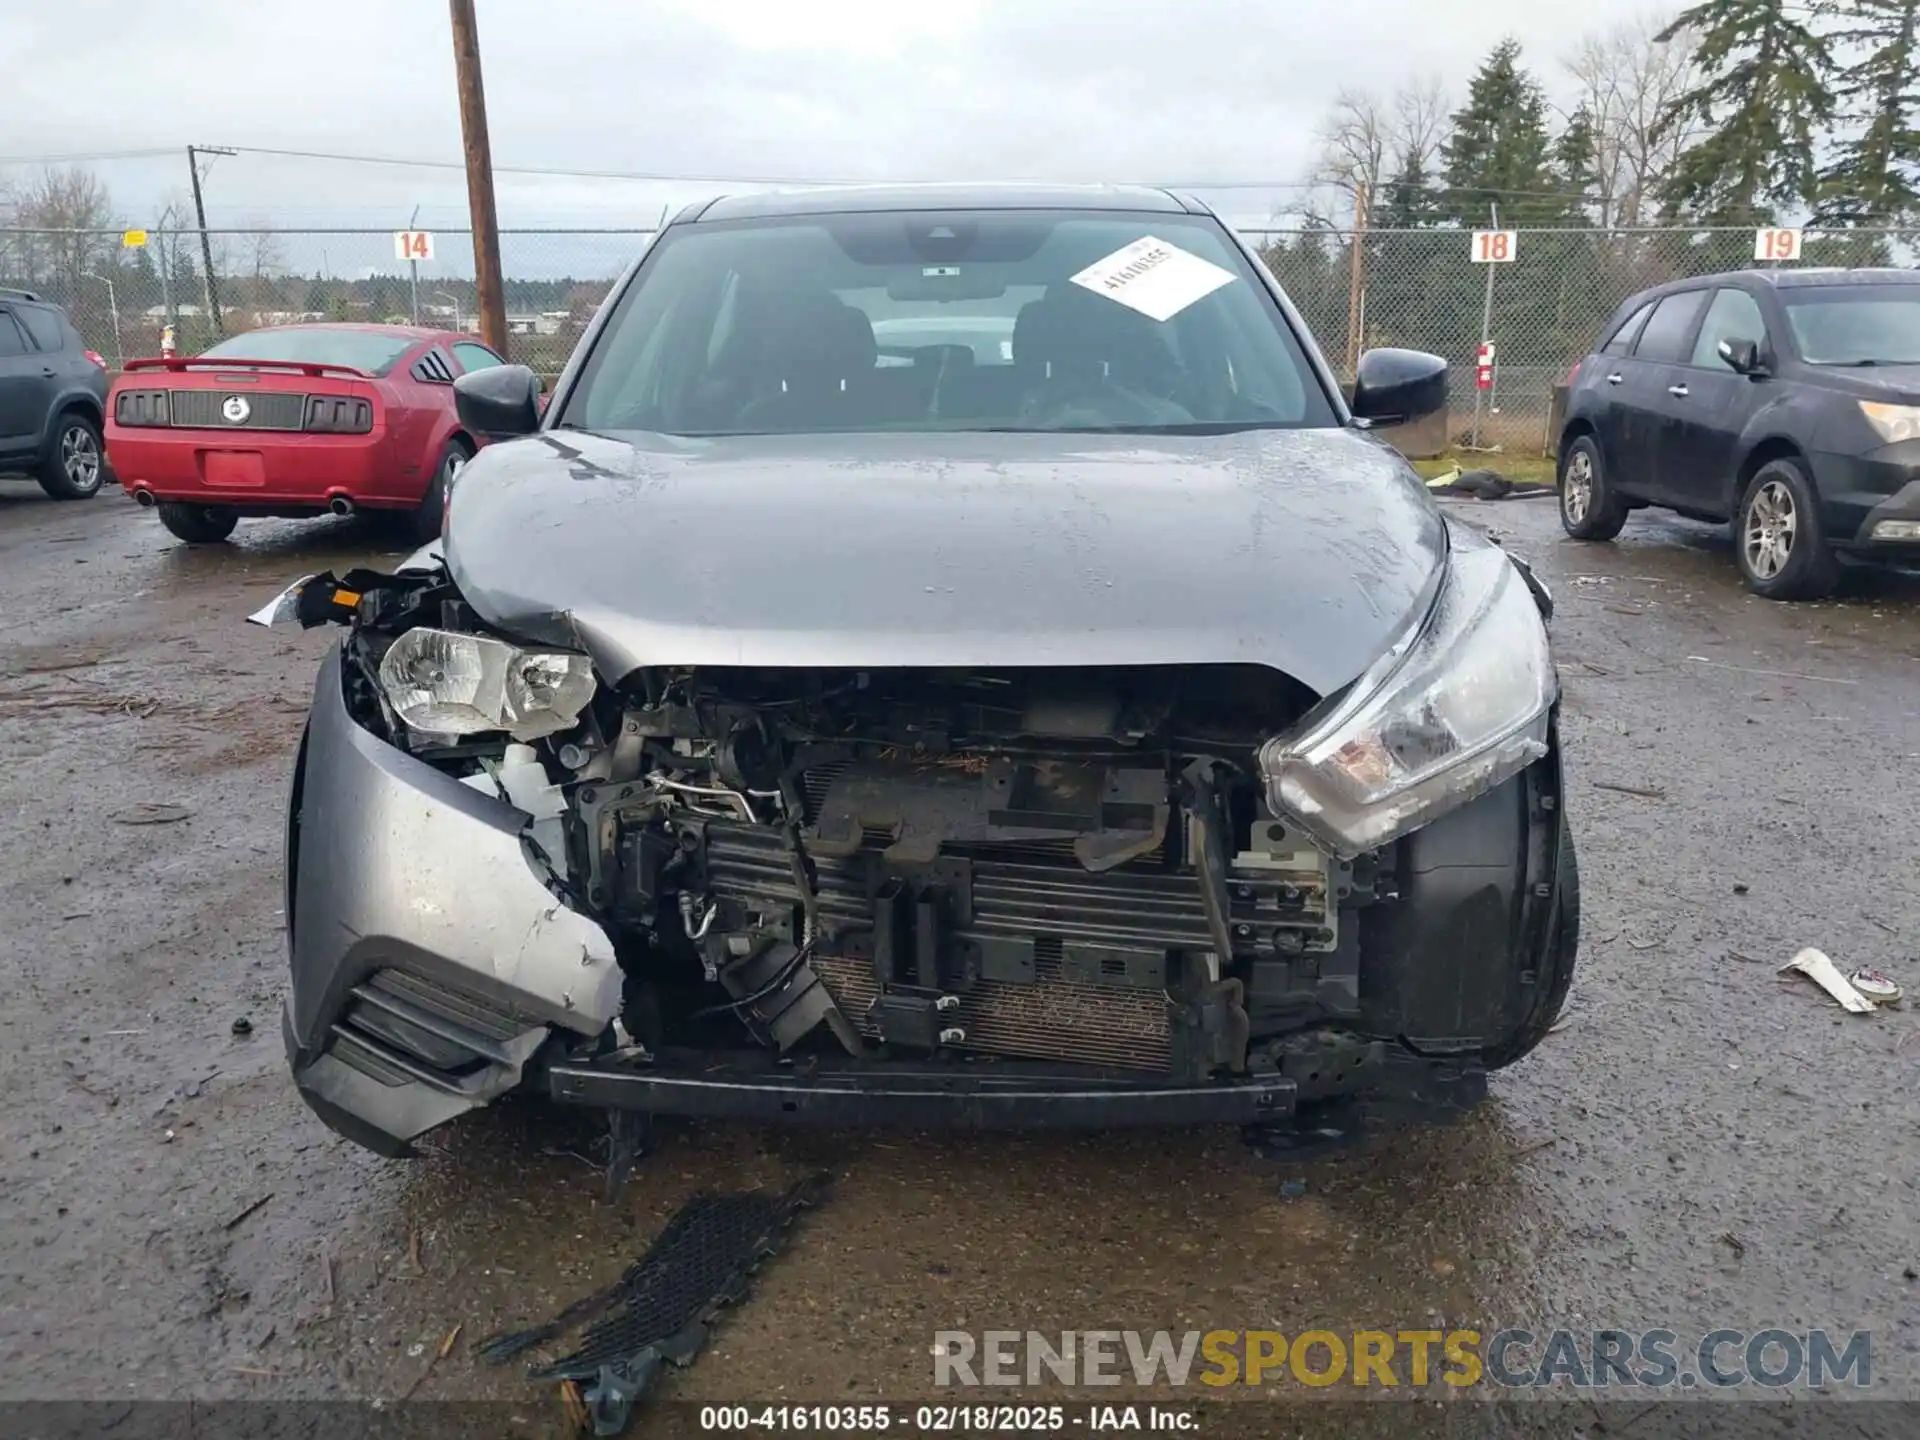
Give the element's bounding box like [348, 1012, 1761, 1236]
[479, 1175, 829, 1436]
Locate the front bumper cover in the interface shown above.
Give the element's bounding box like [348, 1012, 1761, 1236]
[284, 646, 621, 1155]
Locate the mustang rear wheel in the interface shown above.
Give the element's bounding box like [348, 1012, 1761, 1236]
[37, 412, 105, 500]
[157, 502, 239, 544]
[408, 439, 472, 544]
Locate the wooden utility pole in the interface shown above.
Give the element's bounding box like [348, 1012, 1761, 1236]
[1345, 181, 1367, 376]
[186, 145, 233, 339]
[449, 0, 507, 357]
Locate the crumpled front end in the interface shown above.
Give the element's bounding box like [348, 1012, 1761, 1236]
[271, 522, 1568, 1156]
[283, 645, 621, 1157]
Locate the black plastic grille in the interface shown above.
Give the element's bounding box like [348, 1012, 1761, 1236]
[114, 389, 170, 426]
[479, 1176, 827, 1431]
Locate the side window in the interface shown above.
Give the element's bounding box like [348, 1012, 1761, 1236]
[1602, 302, 1655, 357]
[453, 342, 503, 373]
[0, 311, 28, 358]
[1633, 290, 1710, 364]
[15, 304, 63, 351]
[1690, 288, 1768, 369]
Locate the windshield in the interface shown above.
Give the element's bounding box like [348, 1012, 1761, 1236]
[1783, 288, 1920, 365]
[199, 327, 414, 374]
[561, 210, 1337, 435]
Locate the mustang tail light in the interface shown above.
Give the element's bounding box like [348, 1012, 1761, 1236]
[303, 396, 374, 433]
[84, 350, 108, 370]
[113, 389, 171, 427]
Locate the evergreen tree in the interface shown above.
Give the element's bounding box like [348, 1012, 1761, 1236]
[1554, 106, 1601, 222]
[1817, 0, 1920, 223]
[1441, 40, 1558, 225]
[1379, 145, 1439, 228]
[1655, 0, 1836, 222]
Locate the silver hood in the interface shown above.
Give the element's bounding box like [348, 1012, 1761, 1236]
[442, 426, 1447, 697]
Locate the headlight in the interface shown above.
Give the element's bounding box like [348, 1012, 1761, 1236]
[377, 627, 595, 741]
[1859, 400, 1920, 444]
[1257, 544, 1556, 857]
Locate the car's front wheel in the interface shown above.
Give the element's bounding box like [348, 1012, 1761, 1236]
[157, 502, 239, 545]
[1481, 816, 1578, 1071]
[1557, 434, 1627, 541]
[1736, 458, 1840, 601]
[37, 412, 105, 500]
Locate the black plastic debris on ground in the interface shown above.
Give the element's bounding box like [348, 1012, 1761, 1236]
[1426, 469, 1556, 501]
[478, 1173, 829, 1436]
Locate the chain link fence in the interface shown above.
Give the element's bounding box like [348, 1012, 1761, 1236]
[0, 227, 656, 378]
[1247, 225, 1912, 453]
[5, 223, 1911, 450]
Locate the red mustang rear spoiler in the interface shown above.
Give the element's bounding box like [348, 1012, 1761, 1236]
[121, 356, 376, 379]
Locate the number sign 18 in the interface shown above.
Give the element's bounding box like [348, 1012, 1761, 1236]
[1471, 230, 1517, 263]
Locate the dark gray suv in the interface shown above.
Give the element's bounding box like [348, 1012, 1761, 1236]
[0, 289, 110, 500]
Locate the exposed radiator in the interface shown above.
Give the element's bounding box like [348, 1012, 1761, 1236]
[813, 951, 1171, 1071]
[702, 821, 1182, 1072]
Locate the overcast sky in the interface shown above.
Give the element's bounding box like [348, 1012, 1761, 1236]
[3, 0, 1661, 238]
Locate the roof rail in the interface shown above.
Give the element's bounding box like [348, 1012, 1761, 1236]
[0, 287, 43, 302]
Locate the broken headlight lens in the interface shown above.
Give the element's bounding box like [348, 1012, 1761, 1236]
[1258, 543, 1555, 857]
[377, 626, 596, 741]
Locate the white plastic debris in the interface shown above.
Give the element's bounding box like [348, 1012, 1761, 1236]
[1779, 948, 1878, 1014]
[1848, 968, 1903, 1007]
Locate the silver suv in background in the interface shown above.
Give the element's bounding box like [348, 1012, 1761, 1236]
[0, 289, 111, 500]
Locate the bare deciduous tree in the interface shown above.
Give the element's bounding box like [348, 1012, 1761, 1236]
[1304, 79, 1451, 226]
[0, 166, 122, 299]
[1308, 89, 1393, 225]
[1565, 15, 1702, 226]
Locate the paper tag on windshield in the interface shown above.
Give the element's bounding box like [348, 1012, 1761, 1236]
[1070, 236, 1236, 322]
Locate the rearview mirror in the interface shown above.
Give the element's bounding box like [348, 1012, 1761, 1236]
[1351, 348, 1448, 426]
[455, 363, 542, 439]
[1718, 338, 1763, 375]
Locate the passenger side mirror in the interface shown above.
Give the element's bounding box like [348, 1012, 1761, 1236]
[454, 363, 542, 438]
[1717, 338, 1764, 375]
[1351, 348, 1448, 426]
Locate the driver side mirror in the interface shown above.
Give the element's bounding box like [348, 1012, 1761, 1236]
[454, 363, 543, 439]
[1717, 338, 1765, 376]
[1351, 348, 1448, 426]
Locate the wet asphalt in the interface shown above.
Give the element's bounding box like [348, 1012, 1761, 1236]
[0, 475, 1915, 1428]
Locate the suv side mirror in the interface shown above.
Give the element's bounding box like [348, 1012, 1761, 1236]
[454, 363, 542, 438]
[1351, 348, 1448, 426]
[1717, 338, 1764, 375]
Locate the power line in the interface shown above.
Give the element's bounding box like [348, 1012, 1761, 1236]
[0, 140, 1690, 208]
[0, 147, 180, 164]
[173, 146, 1632, 204]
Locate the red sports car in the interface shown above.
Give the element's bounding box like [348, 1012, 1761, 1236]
[106, 323, 506, 544]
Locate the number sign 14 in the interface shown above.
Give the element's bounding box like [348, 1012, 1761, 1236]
[393, 230, 435, 263]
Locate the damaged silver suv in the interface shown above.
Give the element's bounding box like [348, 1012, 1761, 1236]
[257, 186, 1576, 1158]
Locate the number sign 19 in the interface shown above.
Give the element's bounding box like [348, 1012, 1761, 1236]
[1754, 228, 1802, 262]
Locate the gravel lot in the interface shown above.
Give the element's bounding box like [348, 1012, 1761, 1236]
[1, 477, 1915, 1433]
